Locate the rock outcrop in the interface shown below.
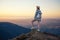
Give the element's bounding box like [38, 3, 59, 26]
[10, 29, 60, 40]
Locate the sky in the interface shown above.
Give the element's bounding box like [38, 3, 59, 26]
[0, 0, 60, 19]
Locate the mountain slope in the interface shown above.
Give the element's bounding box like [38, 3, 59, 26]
[11, 29, 60, 40]
[0, 22, 31, 40]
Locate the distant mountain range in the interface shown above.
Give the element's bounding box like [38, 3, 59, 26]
[40, 26, 60, 37]
[0, 22, 31, 40]
[0, 22, 60, 40]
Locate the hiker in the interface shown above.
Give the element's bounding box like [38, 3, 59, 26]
[31, 6, 42, 31]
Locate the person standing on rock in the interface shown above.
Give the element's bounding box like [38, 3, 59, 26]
[31, 6, 42, 31]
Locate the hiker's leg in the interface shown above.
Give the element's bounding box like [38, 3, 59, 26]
[38, 21, 40, 28]
[31, 20, 36, 29]
[37, 21, 40, 31]
[32, 20, 35, 27]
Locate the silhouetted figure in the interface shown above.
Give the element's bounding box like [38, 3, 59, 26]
[31, 6, 42, 31]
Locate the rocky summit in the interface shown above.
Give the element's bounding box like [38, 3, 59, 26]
[10, 29, 60, 40]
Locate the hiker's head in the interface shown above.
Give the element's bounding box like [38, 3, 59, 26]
[36, 6, 40, 10]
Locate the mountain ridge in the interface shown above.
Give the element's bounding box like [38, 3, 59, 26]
[10, 29, 60, 40]
[0, 22, 31, 40]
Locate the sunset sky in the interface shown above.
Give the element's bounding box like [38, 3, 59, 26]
[0, 0, 60, 19]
